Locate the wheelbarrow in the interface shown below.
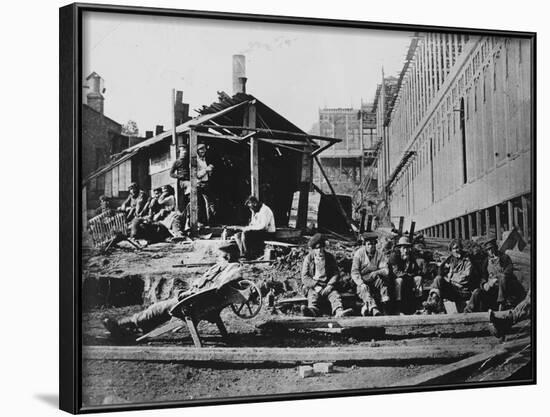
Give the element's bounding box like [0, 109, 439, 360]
[137, 275, 263, 347]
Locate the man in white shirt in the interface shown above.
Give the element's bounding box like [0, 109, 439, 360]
[233, 196, 276, 259]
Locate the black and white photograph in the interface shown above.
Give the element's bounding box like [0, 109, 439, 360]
[59, 2, 535, 413]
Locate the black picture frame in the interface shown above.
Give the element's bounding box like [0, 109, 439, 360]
[60, 2, 536, 414]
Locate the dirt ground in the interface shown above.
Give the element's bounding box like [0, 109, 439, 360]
[80, 238, 532, 409]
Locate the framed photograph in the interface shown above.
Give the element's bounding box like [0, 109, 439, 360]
[60, 2, 535, 413]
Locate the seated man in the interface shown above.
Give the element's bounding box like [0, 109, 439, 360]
[465, 238, 526, 312]
[118, 182, 141, 222]
[103, 242, 242, 337]
[147, 187, 163, 221]
[153, 184, 176, 222]
[388, 236, 426, 314]
[351, 232, 390, 316]
[427, 239, 478, 313]
[300, 234, 353, 318]
[233, 196, 276, 259]
[135, 190, 150, 218]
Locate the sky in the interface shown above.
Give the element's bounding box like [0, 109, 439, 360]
[82, 11, 413, 133]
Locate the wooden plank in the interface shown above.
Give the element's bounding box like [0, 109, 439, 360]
[398, 216, 404, 234]
[461, 217, 466, 240]
[485, 208, 491, 236]
[194, 124, 339, 143]
[468, 214, 473, 240]
[392, 338, 530, 387]
[258, 311, 496, 331]
[83, 344, 486, 365]
[476, 211, 482, 236]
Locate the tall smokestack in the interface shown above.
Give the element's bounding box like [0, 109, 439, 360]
[86, 72, 105, 114]
[232, 54, 246, 94]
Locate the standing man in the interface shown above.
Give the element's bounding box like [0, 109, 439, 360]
[465, 238, 526, 312]
[301, 234, 353, 318]
[103, 242, 242, 337]
[170, 145, 190, 211]
[428, 239, 477, 312]
[196, 143, 215, 224]
[232, 196, 276, 259]
[388, 236, 426, 314]
[351, 232, 390, 316]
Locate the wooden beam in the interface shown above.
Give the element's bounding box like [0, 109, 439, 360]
[521, 195, 529, 241]
[455, 218, 460, 239]
[193, 124, 340, 143]
[258, 311, 495, 331]
[196, 132, 250, 142]
[189, 129, 198, 230]
[495, 204, 502, 240]
[507, 200, 514, 230]
[296, 141, 313, 228]
[171, 89, 179, 210]
[398, 216, 405, 234]
[392, 338, 530, 387]
[476, 211, 482, 237]
[83, 344, 487, 365]
[245, 103, 259, 198]
[485, 208, 491, 236]
[468, 214, 474, 240]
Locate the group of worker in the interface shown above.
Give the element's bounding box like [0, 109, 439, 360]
[300, 231, 528, 320]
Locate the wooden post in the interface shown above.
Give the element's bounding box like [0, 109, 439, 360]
[398, 216, 405, 234]
[476, 211, 482, 237]
[507, 200, 514, 231]
[461, 217, 466, 240]
[409, 221, 416, 241]
[521, 195, 529, 241]
[171, 89, 179, 210]
[455, 218, 460, 239]
[495, 204, 502, 241]
[246, 103, 259, 198]
[485, 208, 491, 236]
[297, 141, 313, 229]
[189, 129, 198, 230]
[468, 214, 473, 239]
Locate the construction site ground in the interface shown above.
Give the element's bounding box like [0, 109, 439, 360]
[80, 238, 532, 408]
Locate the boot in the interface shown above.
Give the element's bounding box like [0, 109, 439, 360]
[489, 309, 513, 339]
[334, 307, 354, 318]
[102, 317, 137, 338]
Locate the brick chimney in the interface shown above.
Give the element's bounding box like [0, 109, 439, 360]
[232, 55, 246, 95]
[174, 90, 190, 125]
[145, 131, 153, 139]
[85, 72, 105, 114]
[155, 125, 164, 135]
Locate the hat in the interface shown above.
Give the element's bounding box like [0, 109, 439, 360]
[482, 238, 498, 250]
[362, 232, 378, 242]
[395, 236, 412, 247]
[128, 182, 138, 190]
[308, 233, 326, 248]
[197, 143, 206, 150]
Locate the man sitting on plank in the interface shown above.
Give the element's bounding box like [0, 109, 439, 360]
[102, 242, 241, 338]
[465, 238, 526, 312]
[351, 232, 390, 316]
[232, 196, 276, 259]
[300, 234, 353, 318]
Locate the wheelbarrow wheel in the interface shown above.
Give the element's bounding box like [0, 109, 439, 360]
[230, 279, 263, 319]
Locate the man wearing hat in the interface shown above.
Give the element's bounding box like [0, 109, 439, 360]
[170, 145, 190, 211]
[465, 238, 526, 312]
[388, 236, 426, 314]
[427, 239, 477, 312]
[118, 182, 142, 222]
[351, 232, 390, 316]
[300, 233, 353, 317]
[196, 143, 215, 224]
[102, 242, 242, 338]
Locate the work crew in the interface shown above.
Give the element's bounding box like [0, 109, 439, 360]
[350, 232, 390, 316]
[300, 234, 353, 318]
